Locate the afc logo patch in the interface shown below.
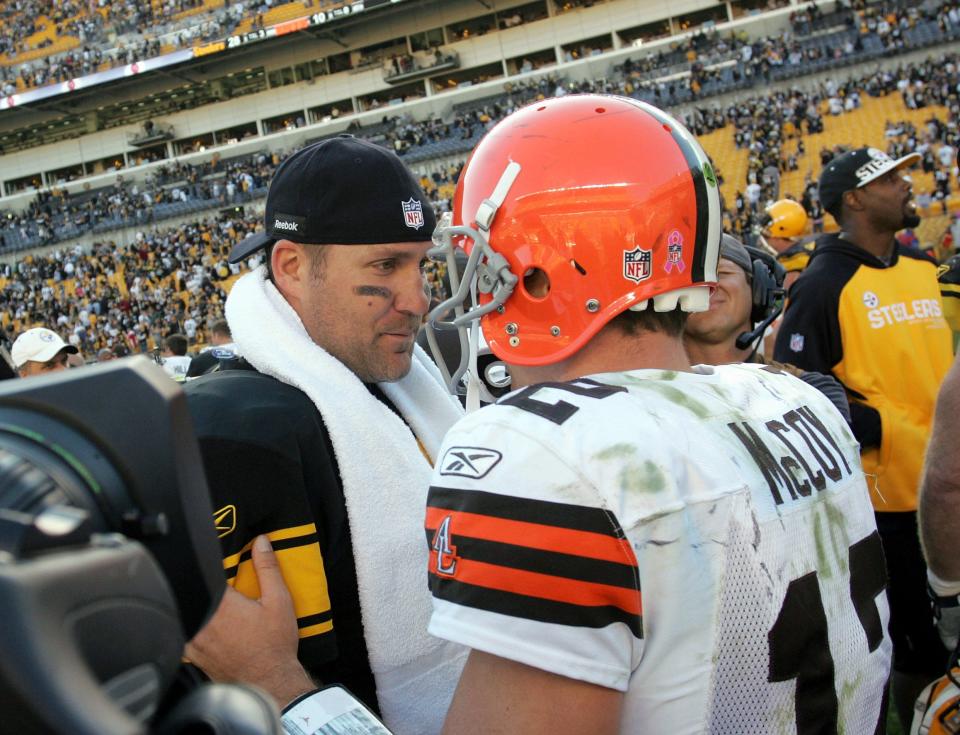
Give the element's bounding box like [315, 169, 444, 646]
[431, 515, 459, 577]
[401, 198, 425, 229]
[623, 246, 652, 284]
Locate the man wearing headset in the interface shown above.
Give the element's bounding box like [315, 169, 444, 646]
[684, 233, 850, 421]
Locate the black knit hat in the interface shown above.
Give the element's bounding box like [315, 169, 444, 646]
[229, 135, 436, 264]
[719, 233, 752, 276]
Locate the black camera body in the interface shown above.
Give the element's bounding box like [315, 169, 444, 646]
[0, 358, 229, 734]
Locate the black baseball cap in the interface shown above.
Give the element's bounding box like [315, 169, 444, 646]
[818, 147, 920, 216]
[229, 135, 437, 264]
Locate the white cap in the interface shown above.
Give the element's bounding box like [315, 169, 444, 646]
[11, 327, 78, 369]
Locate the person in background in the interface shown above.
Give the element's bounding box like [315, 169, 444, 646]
[11, 327, 78, 378]
[760, 198, 815, 291]
[684, 233, 850, 421]
[160, 333, 192, 382]
[186, 319, 240, 377]
[774, 146, 952, 728]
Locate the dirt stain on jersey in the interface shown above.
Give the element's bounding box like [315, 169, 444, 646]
[623, 378, 712, 418]
[593, 445, 668, 494]
[813, 498, 850, 580]
[836, 673, 863, 735]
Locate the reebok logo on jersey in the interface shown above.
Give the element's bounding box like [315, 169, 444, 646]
[439, 446, 502, 479]
[213, 504, 236, 538]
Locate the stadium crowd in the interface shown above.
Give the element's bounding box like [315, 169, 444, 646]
[0, 214, 254, 358]
[0, 0, 956, 360]
[4, 17, 959, 253]
[2, 4, 960, 734]
[0, 206, 456, 363]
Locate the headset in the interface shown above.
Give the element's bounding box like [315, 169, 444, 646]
[736, 245, 787, 351]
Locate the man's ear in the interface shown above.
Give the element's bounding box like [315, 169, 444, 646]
[271, 240, 308, 301]
[842, 189, 865, 214]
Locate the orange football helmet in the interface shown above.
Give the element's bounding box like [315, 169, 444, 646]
[428, 94, 721, 383]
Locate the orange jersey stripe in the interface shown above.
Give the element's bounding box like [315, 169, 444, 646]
[425, 505, 636, 566]
[431, 552, 642, 616]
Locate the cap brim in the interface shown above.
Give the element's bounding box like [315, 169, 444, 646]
[228, 231, 274, 264]
[17, 343, 78, 368]
[857, 152, 921, 188]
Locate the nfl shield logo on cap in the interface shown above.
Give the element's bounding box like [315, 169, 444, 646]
[623, 246, 652, 284]
[401, 198, 425, 230]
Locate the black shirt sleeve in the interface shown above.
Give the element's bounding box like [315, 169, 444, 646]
[184, 369, 378, 709]
[773, 264, 844, 374]
[773, 254, 882, 448]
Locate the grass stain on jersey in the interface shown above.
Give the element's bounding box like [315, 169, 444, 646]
[836, 673, 863, 735]
[625, 460, 667, 494]
[593, 445, 667, 494]
[813, 498, 851, 580]
[594, 443, 638, 461]
[623, 378, 712, 418]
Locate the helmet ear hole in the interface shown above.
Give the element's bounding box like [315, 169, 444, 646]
[522, 268, 550, 300]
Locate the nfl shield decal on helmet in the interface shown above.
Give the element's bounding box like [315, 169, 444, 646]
[623, 246, 653, 284]
[401, 198, 425, 230]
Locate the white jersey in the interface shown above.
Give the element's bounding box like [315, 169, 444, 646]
[426, 364, 890, 734]
[161, 355, 192, 382]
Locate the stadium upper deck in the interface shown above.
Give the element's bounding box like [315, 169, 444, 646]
[0, 0, 845, 192]
[0, 0, 955, 238]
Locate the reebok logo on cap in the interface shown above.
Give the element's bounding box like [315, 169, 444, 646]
[271, 212, 307, 235]
[269, 212, 306, 238]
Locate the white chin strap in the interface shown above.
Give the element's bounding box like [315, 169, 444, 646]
[465, 316, 487, 413]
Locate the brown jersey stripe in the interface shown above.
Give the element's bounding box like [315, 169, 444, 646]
[428, 554, 641, 616]
[425, 506, 635, 565]
[423, 528, 639, 589]
[431, 576, 642, 638]
[429, 486, 625, 537]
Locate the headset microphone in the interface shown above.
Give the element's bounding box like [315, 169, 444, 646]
[735, 304, 783, 351]
[735, 244, 787, 353]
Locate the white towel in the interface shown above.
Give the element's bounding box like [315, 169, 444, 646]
[226, 267, 467, 735]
